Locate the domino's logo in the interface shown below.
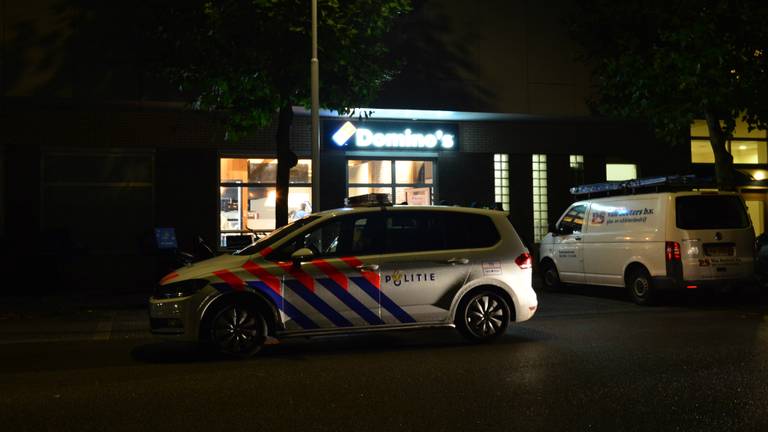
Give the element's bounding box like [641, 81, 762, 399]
[330, 121, 456, 150]
[332, 121, 358, 146]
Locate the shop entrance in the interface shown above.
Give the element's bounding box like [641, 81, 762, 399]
[347, 159, 435, 205]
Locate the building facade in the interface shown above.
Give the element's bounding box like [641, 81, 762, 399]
[1, 100, 689, 291]
[1, 0, 762, 293]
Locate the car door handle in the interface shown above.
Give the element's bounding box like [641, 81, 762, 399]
[446, 258, 469, 265]
[574, 237, 582, 241]
[356, 264, 379, 272]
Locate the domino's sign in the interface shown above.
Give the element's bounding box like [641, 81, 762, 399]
[325, 120, 458, 152]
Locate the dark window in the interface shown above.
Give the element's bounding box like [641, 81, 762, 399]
[44, 153, 153, 184]
[558, 205, 586, 234]
[381, 211, 499, 253]
[271, 214, 383, 260]
[384, 212, 444, 253]
[676, 196, 750, 230]
[41, 151, 153, 254]
[444, 213, 500, 249]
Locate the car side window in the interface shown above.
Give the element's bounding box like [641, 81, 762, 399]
[347, 215, 384, 256]
[444, 213, 500, 249]
[384, 212, 444, 254]
[557, 205, 586, 235]
[270, 214, 383, 260]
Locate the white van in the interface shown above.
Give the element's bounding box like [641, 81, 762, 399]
[538, 183, 755, 305]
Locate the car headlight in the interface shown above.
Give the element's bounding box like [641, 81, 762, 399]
[154, 279, 209, 299]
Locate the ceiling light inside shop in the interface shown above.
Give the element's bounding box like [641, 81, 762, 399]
[753, 170, 767, 181]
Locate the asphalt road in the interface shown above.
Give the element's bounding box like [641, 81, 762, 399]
[1, 287, 767, 432]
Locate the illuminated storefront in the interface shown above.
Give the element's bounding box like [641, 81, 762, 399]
[209, 108, 686, 248]
[325, 118, 457, 207]
[219, 158, 312, 245]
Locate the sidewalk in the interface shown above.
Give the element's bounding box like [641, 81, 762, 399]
[0, 291, 151, 344]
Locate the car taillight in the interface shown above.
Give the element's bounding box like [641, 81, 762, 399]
[665, 241, 681, 262]
[515, 252, 532, 269]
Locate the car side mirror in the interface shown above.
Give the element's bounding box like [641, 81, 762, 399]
[290, 248, 315, 266]
[549, 222, 558, 236]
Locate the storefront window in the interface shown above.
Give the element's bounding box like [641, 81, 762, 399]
[570, 154, 585, 186]
[690, 119, 767, 164]
[691, 140, 715, 163]
[692, 140, 768, 164]
[347, 159, 434, 205]
[395, 160, 433, 184]
[395, 187, 431, 205]
[532, 154, 548, 242]
[731, 141, 767, 164]
[220, 158, 312, 246]
[493, 154, 510, 211]
[348, 160, 392, 184]
[606, 163, 637, 181]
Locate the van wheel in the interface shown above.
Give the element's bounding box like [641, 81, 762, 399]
[627, 267, 655, 306]
[540, 260, 562, 291]
[210, 301, 267, 358]
[456, 290, 511, 342]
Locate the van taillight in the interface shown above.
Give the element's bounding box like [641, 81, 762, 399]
[665, 241, 681, 262]
[515, 252, 532, 269]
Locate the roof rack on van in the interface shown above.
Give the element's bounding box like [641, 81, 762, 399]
[570, 175, 713, 197]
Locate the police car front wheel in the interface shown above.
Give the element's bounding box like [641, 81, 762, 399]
[456, 290, 511, 342]
[211, 302, 267, 357]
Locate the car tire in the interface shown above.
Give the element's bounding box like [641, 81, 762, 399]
[540, 260, 562, 291]
[627, 267, 655, 306]
[210, 301, 267, 358]
[456, 290, 511, 342]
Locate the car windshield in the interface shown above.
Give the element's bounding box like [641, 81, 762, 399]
[676, 195, 750, 230]
[232, 215, 320, 256]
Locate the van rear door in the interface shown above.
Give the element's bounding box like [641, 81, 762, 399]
[675, 194, 754, 281]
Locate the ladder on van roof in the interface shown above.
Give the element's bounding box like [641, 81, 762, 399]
[570, 175, 714, 198]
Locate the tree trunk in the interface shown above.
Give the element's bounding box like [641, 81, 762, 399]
[704, 111, 736, 191]
[275, 103, 298, 228]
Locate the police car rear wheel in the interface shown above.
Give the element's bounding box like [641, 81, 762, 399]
[457, 291, 510, 342]
[211, 303, 267, 357]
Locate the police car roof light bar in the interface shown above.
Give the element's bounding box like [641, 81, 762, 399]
[345, 193, 393, 207]
[570, 174, 713, 197]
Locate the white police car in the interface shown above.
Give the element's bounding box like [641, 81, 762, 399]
[150, 196, 537, 356]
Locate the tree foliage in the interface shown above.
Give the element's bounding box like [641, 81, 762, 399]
[570, 0, 768, 189]
[149, 0, 412, 226]
[155, 0, 412, 135]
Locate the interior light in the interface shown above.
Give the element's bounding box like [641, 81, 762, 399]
[738, 145, 748, 150]
[265, 190, 277, 208]
[754, 171, 767, 181]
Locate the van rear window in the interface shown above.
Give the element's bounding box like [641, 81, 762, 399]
[676, 195, 750, 230]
